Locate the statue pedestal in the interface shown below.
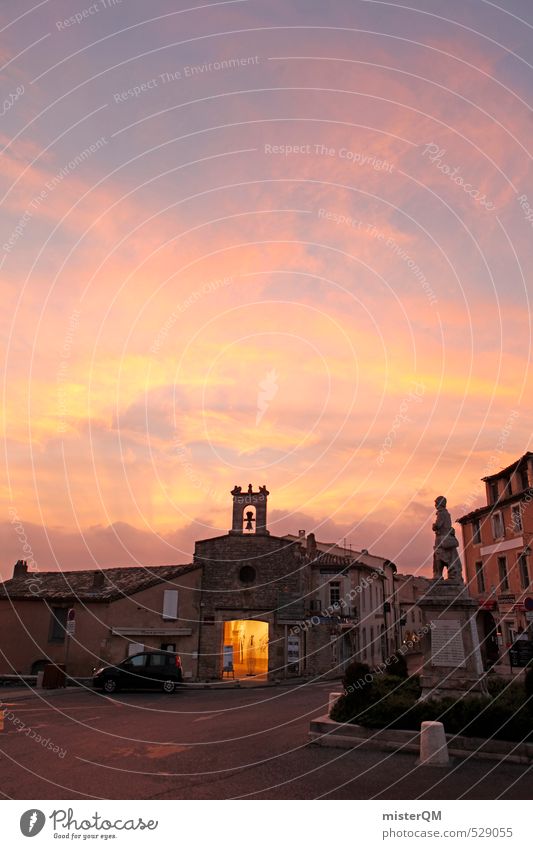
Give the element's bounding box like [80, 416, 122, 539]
[417, 579, 487, 700]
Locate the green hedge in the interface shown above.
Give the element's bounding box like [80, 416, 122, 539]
[330, 673, 533, 743]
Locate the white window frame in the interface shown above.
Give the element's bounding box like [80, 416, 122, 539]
[511, 504, 523, 533]
[518, 552, 530, 590]
[329, 581, 341, 609]
[498, 556, 509, 591]
[162, 589, 179, 620]
[491, 511, 504, 540]
[475, 560, 485, 593]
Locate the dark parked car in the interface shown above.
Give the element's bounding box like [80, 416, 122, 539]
[93, 651, 183, 694]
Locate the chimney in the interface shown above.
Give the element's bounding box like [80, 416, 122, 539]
[306, 533, 317, 559]
[298, 529, 305, 538]
[13, 560, 28, 579]
[92, 571, 105, 589]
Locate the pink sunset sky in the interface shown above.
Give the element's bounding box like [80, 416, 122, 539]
[1, 0, 532, 578]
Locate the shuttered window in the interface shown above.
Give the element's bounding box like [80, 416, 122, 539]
[163, 589, 179, 620]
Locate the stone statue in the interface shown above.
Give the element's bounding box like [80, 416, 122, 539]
[432, 496, 463, 582]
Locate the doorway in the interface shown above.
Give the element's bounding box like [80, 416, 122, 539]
[222, 620, 269, 678]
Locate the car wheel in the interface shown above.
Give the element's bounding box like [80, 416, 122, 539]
[103, 678, 118, 693]
[162, 680, 176, 694]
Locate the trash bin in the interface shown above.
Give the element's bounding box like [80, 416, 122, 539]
[42, 663, 66, 689]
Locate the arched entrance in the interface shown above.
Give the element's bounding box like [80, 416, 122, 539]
[222, 620, 269, 678]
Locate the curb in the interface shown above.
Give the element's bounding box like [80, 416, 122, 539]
[308, 715, 533, 764]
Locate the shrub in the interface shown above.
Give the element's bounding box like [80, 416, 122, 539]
[342, 661, 372, 693]
[329, 661, 373, 721]
[350, 682, 533, 743]
[486, 674, 507, 696]
[331, 670, 420, 724]
[386, 651, 408, 679]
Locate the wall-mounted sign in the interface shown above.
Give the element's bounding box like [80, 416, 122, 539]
[66, 608, 76, 636]
[287, 635, 300, 666]
[223, 644, 234, 672]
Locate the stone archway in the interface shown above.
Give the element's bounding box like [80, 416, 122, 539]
[222, 619, 269, 678]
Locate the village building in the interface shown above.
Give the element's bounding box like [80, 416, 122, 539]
[458, 452, 533, 664]
[0, 485, 406, 683]
[0, 561, 201, 678]
[394, 573, 431, 644]
[284, 533, 398, 670]
[194, 485, 400, 681]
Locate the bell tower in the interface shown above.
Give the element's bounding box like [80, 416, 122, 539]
[229, 484, 270, 535]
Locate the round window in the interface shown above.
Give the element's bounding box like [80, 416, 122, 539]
[239, 565, 256, 584]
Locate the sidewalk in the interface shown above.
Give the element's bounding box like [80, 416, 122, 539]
[0, 685, 82, 703]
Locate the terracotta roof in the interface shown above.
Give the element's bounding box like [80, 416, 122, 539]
[0, 564, 198, 602]
[284, 534, 395, 571]
[457, 487, 533, 523]
[481, 452, 532, 482]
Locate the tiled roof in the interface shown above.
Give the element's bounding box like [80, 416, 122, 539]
[283, 534, 395, 571]
[457, 487, 533, 523]
[482, 452, 532, 482]
[0, 564, 198, 602]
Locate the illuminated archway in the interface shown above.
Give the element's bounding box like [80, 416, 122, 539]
[222, 620, 269, 678]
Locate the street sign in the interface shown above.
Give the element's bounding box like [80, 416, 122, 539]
[524, 597, 533, 612]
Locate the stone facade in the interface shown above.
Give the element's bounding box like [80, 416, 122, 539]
[458, 452, 533, 649]
[195, 489, 401, 681]
[0, 563, 201, 678]
[194, 531, 313, 680]
[418, 580, 487, 700]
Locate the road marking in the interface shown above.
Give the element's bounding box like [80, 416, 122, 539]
[3, 703, 121, 713]
[193, 714, 218, 722]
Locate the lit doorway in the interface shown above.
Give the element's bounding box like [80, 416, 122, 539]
[222, 620, 269, 678]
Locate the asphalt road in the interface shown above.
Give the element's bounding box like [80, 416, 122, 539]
[0, 682, 531, 800]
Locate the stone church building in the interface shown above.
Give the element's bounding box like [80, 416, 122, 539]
[0, 485, 399, 682]
[194, 485, 396, 681]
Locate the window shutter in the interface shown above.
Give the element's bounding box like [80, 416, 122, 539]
[163, 589, 179, 620]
